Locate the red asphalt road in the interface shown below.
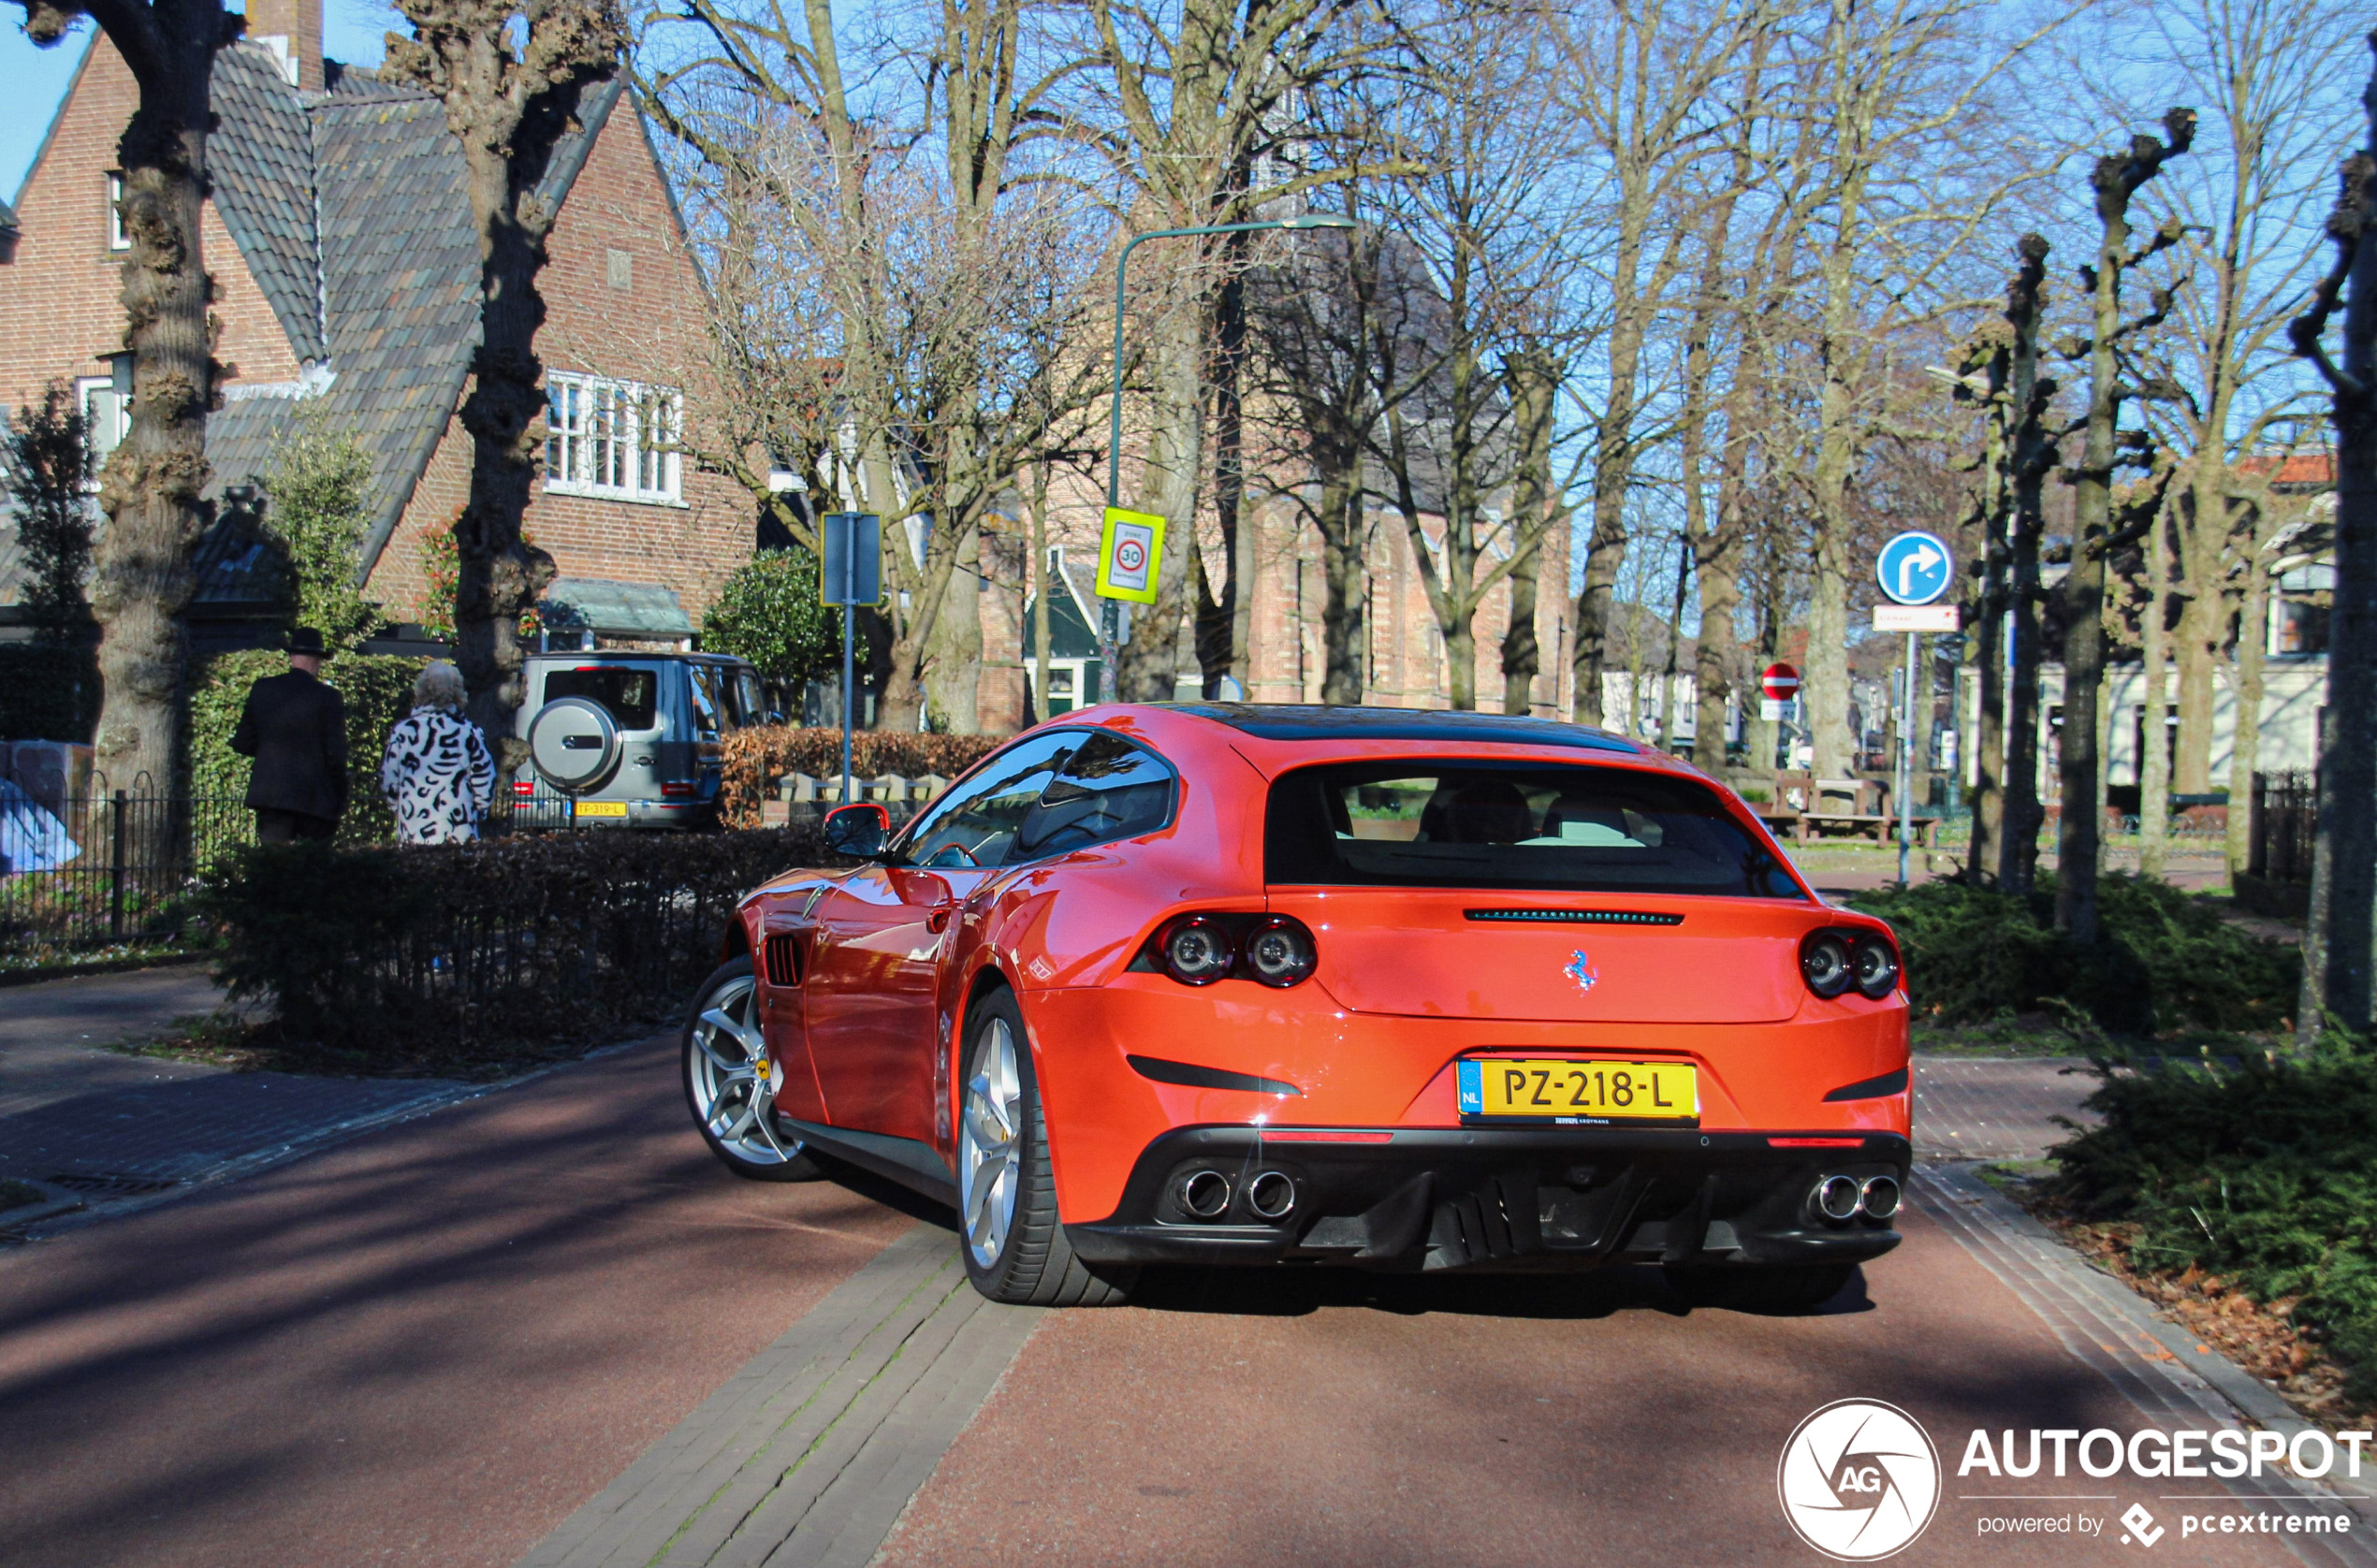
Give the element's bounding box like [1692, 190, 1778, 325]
[877, 1212, 2291, 1568]
[0, 1032, 2310, 1568]
[0, 1034, 913, 1568]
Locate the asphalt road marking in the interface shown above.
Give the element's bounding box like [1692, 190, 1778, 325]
[513, 1222, 1041, 1568]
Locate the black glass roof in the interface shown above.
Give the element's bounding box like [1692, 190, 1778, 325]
[1166, 704, 1641, 753]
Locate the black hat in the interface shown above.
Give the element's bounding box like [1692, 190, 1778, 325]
[284, 627, 327, 656]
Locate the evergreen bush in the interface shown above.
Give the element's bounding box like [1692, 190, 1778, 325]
[2054, 1046, 2377, 1401]
[1850, 871, 2297, 1035]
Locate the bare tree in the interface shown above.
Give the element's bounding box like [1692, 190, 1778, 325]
[645, 0, 1109, 730]
[2286, 36, 2376, 1034]
[1080, 0, 1375, 701]
[14, 0, 230, 793]
[386, 0, 625, 763]
[1560, 0, 1763, 727]
[2052, 108, 2194, 943]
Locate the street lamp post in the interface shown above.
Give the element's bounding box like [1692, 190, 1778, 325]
[1097, 212, 1356, 703]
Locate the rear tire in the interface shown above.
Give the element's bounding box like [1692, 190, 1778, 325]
[1664, 1261, 1855, 1314]
[956, 988, 1133, 1306]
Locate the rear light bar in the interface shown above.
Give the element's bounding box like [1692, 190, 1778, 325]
[1261, 1130, 1393, 1144]
[1769, 1137, 1866, 1148]
[661, 781, 696, 797]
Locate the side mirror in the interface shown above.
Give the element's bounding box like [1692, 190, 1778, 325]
[824, 802, 892, 859]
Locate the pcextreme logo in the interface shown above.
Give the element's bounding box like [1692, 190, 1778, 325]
[1778, 1400, 1943, 1561]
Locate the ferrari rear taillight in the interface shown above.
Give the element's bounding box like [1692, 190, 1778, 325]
[1148, 913, 1320, 988]
[1243, 917, 1317, 988]
[1158, 915, 1235, 984]
[1799, 927, 1900, 1001]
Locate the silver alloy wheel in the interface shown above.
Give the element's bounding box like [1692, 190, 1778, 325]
[958, 1016, 1022, 1270]
[686, 974, 803, 1167]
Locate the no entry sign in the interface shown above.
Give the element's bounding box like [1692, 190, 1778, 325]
[1760, 663, 1801, 702]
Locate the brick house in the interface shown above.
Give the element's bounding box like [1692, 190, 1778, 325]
[0, 2, 754, 654]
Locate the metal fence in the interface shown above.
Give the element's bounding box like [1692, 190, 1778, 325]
[1, 790, 577, 956]
[2249, 770, 2316, 886]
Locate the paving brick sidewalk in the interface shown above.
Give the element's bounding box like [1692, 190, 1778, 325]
[1912, 1053, 2100, 1161]
[0, 964, 467, 1202]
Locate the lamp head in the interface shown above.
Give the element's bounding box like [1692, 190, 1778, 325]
[1285, 213, 1358, 230]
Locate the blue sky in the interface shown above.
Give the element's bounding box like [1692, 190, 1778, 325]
[4, 1, 396, 204]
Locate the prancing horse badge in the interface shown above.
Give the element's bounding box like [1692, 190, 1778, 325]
[1566, 951, 1598, 994]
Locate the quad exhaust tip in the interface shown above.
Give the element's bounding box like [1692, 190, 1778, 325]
[1246, 1170, 1297, 1221]
[1815, 1174, 1864, 1223]
[1178, 1169, 1232, 1220]
[1860, 1173, 1902, 1220]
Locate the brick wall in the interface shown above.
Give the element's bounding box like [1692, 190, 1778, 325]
[363, 100, 754, 628]
[0, 36, 299, 418]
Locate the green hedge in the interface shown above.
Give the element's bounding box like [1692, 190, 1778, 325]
[2054, 1048, 2377, 1400]
[190, 648, 426, 842]
[0, 644, 99, 744]
[205, 825, 838, 1067]
[1849, 872, 2297, 1036]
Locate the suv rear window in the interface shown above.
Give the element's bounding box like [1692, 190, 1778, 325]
[545, 666, 659, 731]
[1265, 762, 1801, 898]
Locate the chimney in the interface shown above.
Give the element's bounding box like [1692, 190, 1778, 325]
[246, 0, 324, 91]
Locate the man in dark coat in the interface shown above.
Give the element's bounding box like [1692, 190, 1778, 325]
[231, 628, 348, 842]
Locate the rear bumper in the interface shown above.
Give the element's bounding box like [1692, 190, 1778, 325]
[1064, 1125, 1908, 1272]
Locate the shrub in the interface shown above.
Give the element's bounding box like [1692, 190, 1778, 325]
[1850, 871, 2297, 1035]
[190, 648, 428, 841]
[2053, 1047, 2377, 1400]
[261, 414, 381, 655]
[3, 385, 94, 645]
[721, 725, 1007, 827]
[205, 825, 841, 1066]
[702, 547, 839, 689]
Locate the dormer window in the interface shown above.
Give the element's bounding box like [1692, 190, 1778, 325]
[107, 173, 129, 251]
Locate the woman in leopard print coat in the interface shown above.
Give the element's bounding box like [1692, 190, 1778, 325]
[381, 661, 497, 845]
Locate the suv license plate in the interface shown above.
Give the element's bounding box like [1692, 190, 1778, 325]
[574, 801, 629, 818]
[1458, 1058, 1698, 1126]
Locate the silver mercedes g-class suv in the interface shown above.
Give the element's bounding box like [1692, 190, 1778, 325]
[516, 651, 767, 828]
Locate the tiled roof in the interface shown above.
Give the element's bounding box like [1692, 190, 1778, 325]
[208, 45, 323, 361]
[189, 51, 623, 601]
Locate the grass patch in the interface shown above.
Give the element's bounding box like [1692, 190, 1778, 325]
[2047, 1043, 2377, 1411]
[0, 1179, 49, 1213]
[1850, 872, 2296, 1035]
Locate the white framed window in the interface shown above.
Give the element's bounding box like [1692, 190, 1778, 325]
[75, 375, 130, 481]
[544, 371, 683, 504]
[107, 173, 128, 250]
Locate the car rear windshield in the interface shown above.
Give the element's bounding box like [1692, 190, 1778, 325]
[545, 666, 658, 731]
[1264, 762, 1802, 898]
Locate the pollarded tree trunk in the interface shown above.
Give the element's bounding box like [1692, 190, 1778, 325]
[386, 0, 623, 767]
[1318, 470, 1367, 705]
[2288, 64, 2377, 1035]
[2000, 235, 2053, 894]
[1115, 283, 1208, 703]
[1501, 351, 1559, 717]
[2137, 506, 2175, 877]
[2055, 110, 2193, 943]
[18, 0, 228, 797]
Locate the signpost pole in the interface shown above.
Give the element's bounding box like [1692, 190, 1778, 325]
[841, 601, 854, 807]
[1898, 632, 1918, 888]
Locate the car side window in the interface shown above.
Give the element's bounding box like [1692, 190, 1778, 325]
[902, 733, 1080, 868]
[1010, 731, 1175, 862]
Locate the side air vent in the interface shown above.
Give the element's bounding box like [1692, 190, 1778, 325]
[1464, 908, 1684, 926]
[762, 932, 803, 986]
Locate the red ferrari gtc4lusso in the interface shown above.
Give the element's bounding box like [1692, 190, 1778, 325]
[684, 704, 1909, 1309]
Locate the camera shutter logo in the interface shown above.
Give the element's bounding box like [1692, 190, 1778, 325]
[1776, 1400, 1940, 1561]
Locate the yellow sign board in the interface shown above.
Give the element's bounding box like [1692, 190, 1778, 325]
[1095, 506, 1165, 604]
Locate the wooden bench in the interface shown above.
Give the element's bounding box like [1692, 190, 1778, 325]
[1771, 773, 1940, 847]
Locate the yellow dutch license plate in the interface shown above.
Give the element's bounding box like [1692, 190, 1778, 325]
[1458, 1058, 1698, 1125]
[574, 800, 630, 818]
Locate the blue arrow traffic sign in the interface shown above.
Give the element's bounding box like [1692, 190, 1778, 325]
[1875, 530, 1953, 606]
